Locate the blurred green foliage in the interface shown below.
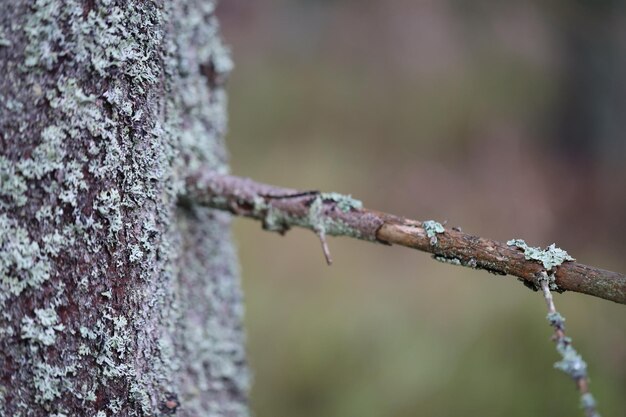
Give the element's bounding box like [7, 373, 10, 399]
[218, 1, 626, 416]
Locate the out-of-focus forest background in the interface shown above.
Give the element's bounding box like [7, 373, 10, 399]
[216, 1, 626, 416]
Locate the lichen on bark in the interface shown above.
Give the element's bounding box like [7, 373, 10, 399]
[0, 1, 248, 416]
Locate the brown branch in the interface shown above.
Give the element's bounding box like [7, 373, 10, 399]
[185, 171, 626, 305]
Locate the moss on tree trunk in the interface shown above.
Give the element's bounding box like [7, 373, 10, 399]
[0, 1, 249, 415]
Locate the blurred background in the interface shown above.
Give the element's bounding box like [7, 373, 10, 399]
[216, 1, 626, 416]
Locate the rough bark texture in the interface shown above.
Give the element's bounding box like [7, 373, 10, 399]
[0, 1, 249, 416]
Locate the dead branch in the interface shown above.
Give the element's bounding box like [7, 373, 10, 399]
[185, 171, 626, 305]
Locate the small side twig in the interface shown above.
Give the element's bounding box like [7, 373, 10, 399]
[538, 272, 600, 417]
[316, 229, 333, 265]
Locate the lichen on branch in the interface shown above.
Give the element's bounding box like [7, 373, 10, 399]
[507, 239, 575, 272]
[185, 171, 626, 305]
[538, 272, 601, 417]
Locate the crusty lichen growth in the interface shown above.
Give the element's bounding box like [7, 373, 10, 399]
[1, 0, 248, 416]
[507, 239, 575, 271]
[306, 194, 363, 238]
[20, 307, 65, 347]
[423, 220, 445, 245]
[0, 26, 10, 47]
[0, 214, 52, 303]
[251, 192, 364, 240]
[319, 192, 363, 213]
[433, 255, 462, 266]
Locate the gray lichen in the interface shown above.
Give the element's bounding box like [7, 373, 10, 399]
[306, 194, 362, 238]
[0, 214, 52, 303]
[546, 311, 565, 328]
[0, 26, 10, 47]
[319, 192, 363, 213]
[507, 239, 575, 270]
[94, 189, 123, 237]
[20, 307, 65, 347]
[251, 191, 363, 240]
[32, 363, 77, 405]
[433, 255, 481, 271]
[553, 337, 588, 380]
[423, 220, 445, 245]
[580, 393, 599, 415]
[433, 255, 462, 266]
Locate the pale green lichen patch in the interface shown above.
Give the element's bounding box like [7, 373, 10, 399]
[423, 220, 445, 245]
[129, 244, 144, 263]
[1, 95, 25, 113]
[423, 220, 445, 237]
[433, 255, 462, 266]
[323, 218, 363, 238]
[107, 399, 123, 415]
[46, 78, 117, 144]
[547, 311, 565, 328]
[78, 344, 92, 356]
[24, 0, 165, 91]
[0, 156, 28, 207]
[95, 189, 123, 236]
[58, 161, 88, 207]
[320, 192, 363, 213]
[0, 26, 11, 47]
[433, 255, 481, 270]
[307, 195, 325, 233]
[507, 239, 575, 270]
[33, 362, 77, 404]
[261, 194, 363, 239]
[1, 124, 69, 209]
[253, 192, 362, 239]
[261, 205, 287, 232]
[42, 231, 66, 257]
[580, 393, 598, 414]
[93, 314, 134, 380]
[553, 337, 588, 380]
[129, 381, 152, 414]
[79, 326, 98, 341]
[21, 307, 65, 346]
[310, 198, 363, 238]
[0, 214, 52, 303]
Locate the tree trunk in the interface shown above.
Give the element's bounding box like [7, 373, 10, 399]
[0, 1, 249, 416]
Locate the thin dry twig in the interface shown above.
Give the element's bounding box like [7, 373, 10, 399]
[184, 171, 626, 305]
[538, 272, 600, 417]
[316, 229, 333, 265]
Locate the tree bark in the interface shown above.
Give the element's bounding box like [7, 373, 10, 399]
[0, 1, 249, 416]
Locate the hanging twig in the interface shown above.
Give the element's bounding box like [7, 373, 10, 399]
[184, 171, 626, 305]
[538, 272, 601, 417]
